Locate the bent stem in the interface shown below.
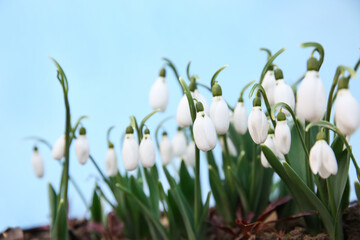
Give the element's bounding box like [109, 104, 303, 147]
[162, 57, 183, 94]
[259, 48, 285, 83]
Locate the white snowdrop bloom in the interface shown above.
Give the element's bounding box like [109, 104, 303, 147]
[122, 126, 139, 171]
[233, 100, 248, 134]
[172, 128, 187, 157]
[32, 146, 44, 178]
[160, 132, 173, 165]
[193, 102, 217, 152]
[149, 68, 169, 112]
[52, 134, 65, 160]
[309, 131, 338, 179]
[274, 69, 295, 116]
[219, 137, 237, 157]
[248, 97, 269, 144]
[260, 133, 276, 168]
[210, 83, 230, 135]
[274, 112, 291, 155]
[139, 129, 156, 168]
[261, 69, 276, 106]
[188, 80, 210, 115]
[105, 143, 118, 177]
[75, 127, 90, 165]
[176, 94, 193, 127]
[296, 59, 326, 122]
[184, 141, 196, 167]
[335, 78, 360, 137]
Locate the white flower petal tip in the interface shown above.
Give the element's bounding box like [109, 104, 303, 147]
[172, 130, 187, 157]
[32, 148, 44, 178]
[52, 134, 65, 160]
[149, 76, 169, 112]
[160, 133, 173, 165]
[122, 133, 139, 171]
[274, 118, 291, 155]
[335, 89, 360, 137]
[210, 96, 230, 135]
[233, 102, 248, 134]
[184, 141, 196, 167]
[309, 139, 338, 179]
[296, 71, 326, 122]
[176, 95, 193, 127]
[105, 147, 118, 177]
[193, 110, 217, 152]
[261, 70, 276, 106]
[139, 133, 156, 168]
[75, 134, 90, 165]
[248, 106, 268, 144]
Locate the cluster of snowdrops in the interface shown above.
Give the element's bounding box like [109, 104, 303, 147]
[30, 43, 360, 240]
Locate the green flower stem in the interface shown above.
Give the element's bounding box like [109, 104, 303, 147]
[96, 186, 116, 209]
[221, 135, 234, 191]
[304, 121, 313, 191]
[259, 48, 285, 83]
[89, 155, 110, 185]
[210, 65, 228, 87]
[326, 179, 337, 218]
[249, 144, 258, 207]
[259, 48, 272, 59]
[239, 79, 256, 101]
[249, 83, 276, 127]
[186, 60, 192, 81]
[196, 82, 212, 92]
[162, 57, 183, 94]
[300, 42, 325, 69]
[154, 116, 173, 149]
[106, 126, 115, 144]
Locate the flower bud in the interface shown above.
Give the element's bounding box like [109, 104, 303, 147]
[261, 70, 276, 106]
[193, 102, 217, 152]
[274, 69, 295, 116]
[52, 134, 65, 160]
[176, 95, 193, 127]
[139, 129, 156, 168]
[172, 128, 187, 157]
[105, 144, 118, 177]
[210, 84, 230, 135]
[274, 112, 291, 155]
[149, 68, 169, 112]
[160, 132, 173, 165]
[248, 97, 268, 144]
[32, 146, 44, 178]
[75, 127, 90, 165]
[122, 126, 139, 171]
[233, 100, 248, 134]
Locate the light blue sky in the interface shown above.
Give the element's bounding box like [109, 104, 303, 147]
[0, 0, 359, 231]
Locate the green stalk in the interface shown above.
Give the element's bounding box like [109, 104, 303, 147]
[304, 121, 314, 191]
[222, 135, 233, 191]
[62, 80, 71, 211]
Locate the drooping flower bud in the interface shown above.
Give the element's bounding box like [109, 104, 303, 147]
[261, 69, 276, 106]
[210, 83, 230, 135]
[248, 96, 269, 144]
[139, 129, 156, 168]
[193, 102, 217, 152]
[233, 99, 248, 134]
[309, 130, 338, 179]
[52, 134, 65, 160]
[172, 127, 187, 157]
[75, 127, 90, 165]
[184, 141, 196, 167]
[32, 146, 44, 178]
[274, 112, 291, 155]
[176, 94, 193, 127]
[149, 68, 169, 112]
[334, 77, 360, 137]
[189, 80, 210, 115]
[122, 126, 139, 171]
[219, 136, 237, 157]
[274, 68, 295, 116]
[105, 142, 118, 177]
[160, 132, 173, 165]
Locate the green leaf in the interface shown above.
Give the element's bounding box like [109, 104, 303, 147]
[144, 168, 160, 216]
[205, 150, 220, 176]
[48, 183, 57, 228]
[287, 120, 306, 181]
[51, 199, 69, 240]
[179, 77, 196, 122]
[90, 187, 102, 223]
[355, 181, 360, 204]
[179, 160, 195, 208]
[139, 109, 161, 136]
[259, 48, 285, 83]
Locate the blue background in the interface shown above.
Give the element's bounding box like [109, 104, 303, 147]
[0, 0, 359, 231]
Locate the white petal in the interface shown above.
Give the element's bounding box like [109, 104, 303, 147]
[139, 134, 156, 168]
[172, 131, 187, 157]
[32, 151, 44, 178]
[52, 135, 65, 160]
[122, 134, 139, 171]
[193, 111, 217, 152]
[335, 89, 360, 136]
[261, 134, 277, 168]
[233, 102, 248, 134]
[176, 95, 193, 127]
[193, 90, 210, 115]
[248, 107, 268, 144]
[261, 152, 271, 168]
[309, 140, 325, 175]
[322, 142, 338, 175]
[274, 79, 295, 116]
[210, 96, 230, 135]
[319, 165, 331, 179]
[296, 71, 326, 122]
[274, 120, 291, 155]
[261, 70, 276, 106]
[184, 141, 196, 167]
[75, 135, 90, 165]
[105, 148, 118, 177]
[219, 137, 237, 156]
[160, 135, 173, 165]
[149, 77, 169, 112]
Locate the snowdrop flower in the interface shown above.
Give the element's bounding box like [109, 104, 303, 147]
[274, 68, 295, 116]
[122, 126, 139, 171]
[172, 128, 187, 157]
[233, 99, 248, 134]
[210, 83, 230, 135]
[32, 146, 44, 178]
[219, 137, 237, 157]
[261, 67, 276, 106]
[309, 130, 338, 179]
[274, 112, 291, 155]
[176, 94, 193, 127]
[160, 132, 173, 165]
[334, 77, 360, 137]
[52, 134, 65, 160]
[193, 102, 217, 152]
[296, 58, 326, 122]
[149, 68, 169, 112]
[139, 129, 156, 168]
[260, 130, 278, 168]
[184, 141, 195, 167]
[75, 127, 90, 165]
[189, 80, 210, 115]
[105, 142, 118, 177]
[248, 96, 269, 144]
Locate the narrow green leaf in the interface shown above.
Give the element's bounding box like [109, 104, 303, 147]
[179, 77, 196, 122]
[355, 181, 360, 204]
[51, 199, 69, 240]
[179, 160, 195, 208]
[144, 168, 160, 216]
[48, 183, 57, 228]
[90, 188, 102, 223]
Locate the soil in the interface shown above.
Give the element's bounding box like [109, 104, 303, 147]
[1, 202, 359, 240]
